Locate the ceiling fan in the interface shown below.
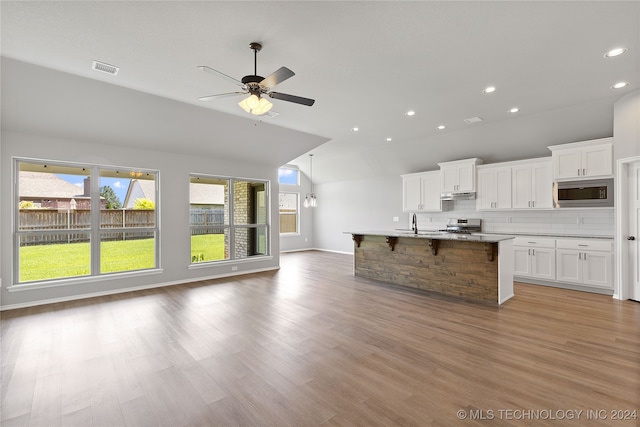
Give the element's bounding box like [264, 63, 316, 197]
[197, 42, 315, 116]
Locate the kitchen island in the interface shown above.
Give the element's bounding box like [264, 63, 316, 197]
[346, 231, 514, 305]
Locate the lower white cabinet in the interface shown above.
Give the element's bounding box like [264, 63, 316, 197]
[513, 237, 556, 280]
[514, 236, 614, 292]
[556, 239, 613, 289]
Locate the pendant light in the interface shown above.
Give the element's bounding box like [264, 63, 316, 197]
[304, 154, 317, 208]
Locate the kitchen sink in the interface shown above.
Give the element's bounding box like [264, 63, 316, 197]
[394, 229, 445, 236]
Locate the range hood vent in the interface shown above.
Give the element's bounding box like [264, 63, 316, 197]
[440, 192, 476, 201]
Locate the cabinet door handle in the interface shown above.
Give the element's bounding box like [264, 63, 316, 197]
[579, 253, 582, 260]
[532, 201, 535, 208]
[532, 249, 535, 256]
[583, 253, 587, 260]
[578, 168, 581, 176]
[583, 168, 586, 176]
[578, 244, 588, 247]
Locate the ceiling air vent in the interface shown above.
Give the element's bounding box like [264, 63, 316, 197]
[92, 60, 119, 75]
[464, 116, 483, 124]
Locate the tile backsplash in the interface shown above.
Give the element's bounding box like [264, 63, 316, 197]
[415, 199, 614, 237]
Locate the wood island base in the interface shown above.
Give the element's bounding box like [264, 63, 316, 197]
[351, 234, 514, 305]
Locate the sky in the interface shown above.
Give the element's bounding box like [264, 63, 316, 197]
[58, 174, 130, 205]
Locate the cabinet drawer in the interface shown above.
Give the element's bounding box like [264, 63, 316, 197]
[556, 239, 612, 252]
[513, 237, 556, 248]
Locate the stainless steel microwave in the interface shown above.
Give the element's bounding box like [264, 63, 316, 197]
[553, 178, 614, 208]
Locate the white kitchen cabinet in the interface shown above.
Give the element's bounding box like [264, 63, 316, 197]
[438, 158, 482, 193]
[556, 239, 613, 289]
[476, 165, 511, 210]
[401, 170, 442, 212]
[511, 159, 553, 209]
[512, 237, 556, 281]
[549, 138, 613, 181]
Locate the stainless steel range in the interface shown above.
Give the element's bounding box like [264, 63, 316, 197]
[440, 218, 482, 234]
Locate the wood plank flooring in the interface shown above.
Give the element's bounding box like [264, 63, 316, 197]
[1, 250, 639, 426]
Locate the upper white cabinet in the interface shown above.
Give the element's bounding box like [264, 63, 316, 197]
[476, 165, 512, 210]
[401, 170, 442, 212]
[511, 159, 553, 209]
[438, 158, 482, 193]
[548, 137, 613, 181]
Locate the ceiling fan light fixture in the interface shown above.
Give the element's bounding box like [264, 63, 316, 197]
[254, 97, 273, 115]
[238, 94, 273, 115]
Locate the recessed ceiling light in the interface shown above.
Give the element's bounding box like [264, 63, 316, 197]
[611, 81, 629, 89]
[604, 47, 628, 58]
[509, 107, 520, 113]
[386, 137, 392, 142]
[351, 127, 359, 132]
[483, 86, 496, 94]
[437, 125, 445, 130]
[406, 110, 416, 116]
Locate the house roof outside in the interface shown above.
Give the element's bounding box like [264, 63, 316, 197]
[123, 179, 224, 208]
[190, 182, 224, 205]
[19, 171, 88, 199]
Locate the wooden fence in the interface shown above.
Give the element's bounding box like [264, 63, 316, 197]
[19, 209, 157, 245]
[280, 211, 297, 233]
[19, 208, 226, 245]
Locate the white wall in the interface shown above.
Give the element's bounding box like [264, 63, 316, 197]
[1, 131, 281, 309]
[313, 175, 404, 254]
[613, 90, 640, 161]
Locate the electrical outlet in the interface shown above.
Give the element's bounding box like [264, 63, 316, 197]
[393, 217, 399, 222]
[231, 266, 238, 271]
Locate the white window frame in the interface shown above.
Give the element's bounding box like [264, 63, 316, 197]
[189, 173, 270, 265]
[12, 158, 160, 288]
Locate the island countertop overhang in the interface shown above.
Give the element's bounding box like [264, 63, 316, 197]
[344, 230, 515, 243]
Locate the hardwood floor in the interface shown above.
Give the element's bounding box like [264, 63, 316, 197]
[1, 250, 639, 426]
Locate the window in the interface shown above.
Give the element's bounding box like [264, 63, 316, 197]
[278, 166, 299, 185]
[190, 174, 269, 264]
[15, 159, 159, 284]
[279, 193, 299, 234]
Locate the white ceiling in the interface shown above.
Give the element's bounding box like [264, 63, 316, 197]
[1, 1, 638, 183]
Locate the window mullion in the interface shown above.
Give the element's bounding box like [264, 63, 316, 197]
[90, 166, 101, 276]
[229, 179, 235, 260]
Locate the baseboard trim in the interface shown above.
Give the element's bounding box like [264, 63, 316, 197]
[281, 248, 353, 255]
[515, 276, 614, 296]
[0, 266, 280, 311]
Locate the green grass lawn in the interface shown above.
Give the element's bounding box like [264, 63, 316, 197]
[19, 234, 226, 282]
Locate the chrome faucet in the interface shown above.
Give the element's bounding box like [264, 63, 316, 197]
[412, 213, 418, 234]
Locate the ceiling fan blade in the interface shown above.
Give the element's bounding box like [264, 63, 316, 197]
[260, 67, 295, 89]
[198, 92, 246, 101]
[268, 92, 315, 106]
[197, 65, 243, 87]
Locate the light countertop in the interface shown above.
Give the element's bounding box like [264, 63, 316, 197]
[344, 230, 514, 243]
